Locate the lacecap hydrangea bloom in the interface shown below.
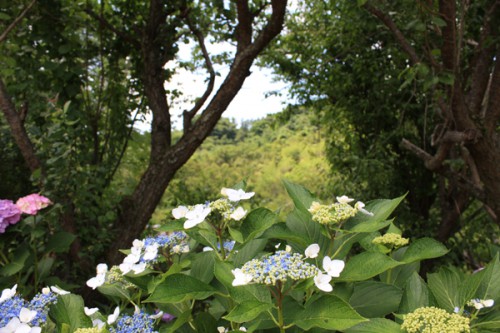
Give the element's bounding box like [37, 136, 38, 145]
[108, 311, 158, 333]
[308, 195, 373, 225]
[401, 306, 470, 333]
[232, 250, 320, 286]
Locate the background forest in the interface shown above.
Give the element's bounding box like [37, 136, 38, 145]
[1, 1, 500, 331]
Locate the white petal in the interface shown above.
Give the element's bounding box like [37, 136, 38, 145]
[323, 257, 345, 278]
[132, 239, 144, 249]
[217, 327, 226, 333]
[132, 262, 147, 274]
[86, 274, 105, 289]
[149, 311, 164, 319]
[0, 284, 17, 303]
[305, 244, 320, 258]
[119, 262, 132, 275]
[483, 299, 495, 307]
[107, 307, 120, 325]
[232, 268, 253, 286]
[29, 327, 42, 333]
[14, 323, 32, 333]
[314, 273, 333, 292]
[19, 308, 38, 323]
[123, 252, 141, 264]
[230, 207, 247, 221]
[93, 319, 105, 329]
[203, 247, 214, 252]
[143, 244, 159, 261]
[50, 286, 69, 295]
[172, 206, 189, 219]
[84, 307, 99, 316]
[222, 188, 254, 202]
[336, 195, 354, 204]
[96, 263, 108, 275]
[42, 287, 50, 295]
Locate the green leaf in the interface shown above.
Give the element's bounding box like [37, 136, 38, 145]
[401, 238, 448, 263]
[346, 195, 405, 226]
[146, 273, 216, 303]
[349, 281, 403, 318]
[232, 238, 268, 267]
[338, 252, 402, 282]
[158, 220, 185, 232]
[97, 283, 131, 301]
[260, 223, 307, 245]
[398, 272, 429, 314]
[0, 246, 30, 276]
[345, 318, 403, 333]
[477, 254, 500, 300]
[194, 312, 218, 333]
[160, 309, 191, 333]
[356, 0, 368, 6]
[239, 208, 278, 242]
[190, 251, 215, 283]
[45, 231, 76, 253]
[347, 219, 393, 233]
[48, 294, 92, 332]
[427, 267, 461, 312]
[473, 310, 500, 329]
[282, 179, 316, 213]
[296, 295, 367, 330]
[224, 300, 273, 323]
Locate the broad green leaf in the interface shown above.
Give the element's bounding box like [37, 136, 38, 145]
[286, 207, 324, 245]
[427, 267, 461, 312]
[45, 231, 76, 253]
[473, 311, 500, 329]
[224, 300, 273, 323]
[338, 252, 402, 282]
[48, 294, 92, 332]
[349, 281, 403, 318]
[190, 251, 215, 283]
[477, 254, 500, 300]
[401, 238, 448, 263]
[158, 220, 185, 232]
[0, 246, 30, 276]
[346, 318, 403, 333]
[160, 309, 191, 333]
[232, 238, 267, 267]
[187, 229, 219, 249]
[380, 247, 420, 287]
[398, 272, 429, 314]
[37, 256, 55, 280]
[344, 195, 406, 230]
[146, 273, 216, 303]
[239, 208, 278, 242]
[194, 312, 218, 333]
[457, 268, 487, 307]
[97, 283, 131, 301]
[260, 224, 307, 245]
[347, 219, 393, 233]
[283, 179, 316, 213]
[296, 295, 367, 330]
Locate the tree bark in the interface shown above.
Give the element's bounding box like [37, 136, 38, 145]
[106, 0, 288, 263]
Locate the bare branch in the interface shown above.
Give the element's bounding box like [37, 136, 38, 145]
[439, 0, 457, 71]
[460, 145, 483, 190]
[0, 0, 36, 44]
[363, 3, 421, 65]
[484, 48, 500, 135]
[183, 15, 216, 132]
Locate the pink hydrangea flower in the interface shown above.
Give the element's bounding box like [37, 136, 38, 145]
[16, 194, 52, 215]
[0, 200, 22, 233]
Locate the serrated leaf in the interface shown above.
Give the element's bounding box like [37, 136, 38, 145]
[296, 295, 367, 330]
[224, 300, 273, 322]
[427, 267, 461, 312]
[282, 179, 316, 213]
[146, 273, 216, 303]
[48, 294, 92, 332]
[401, 237, 448, 263]
[398, 272, 429, 314]
[349, 281, 403, 317]
[338, 252, 402, 282]
[345, 318, 403, 333]
[239, 208, 278, 242]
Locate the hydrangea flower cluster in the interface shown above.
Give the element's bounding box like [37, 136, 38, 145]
[232, 250, 320, 286]
[401, 306, 470, 333]
[0, 194, 51, 233]
[308, 195, 372, 226]
[0, 284, 66, 332]
[119, 232, 190, 275]
[172, 187, 254, 229]
[372, 233, 409, 249]
[108, 311, 158, 333]
[203, 240, 236, 253]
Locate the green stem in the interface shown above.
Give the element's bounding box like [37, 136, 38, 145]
[276, 282, 286, 333]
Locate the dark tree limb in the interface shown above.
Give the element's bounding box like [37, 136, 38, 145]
[0, 79, 41, 173]
[0, 0, 36, 43]
[363, 3, 421, 65]
[484, 48, 500, 135]
[84, 7, 140, 48]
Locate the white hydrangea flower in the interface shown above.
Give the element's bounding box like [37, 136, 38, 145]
[314, 272, 333, 292]
[2, 308, 41, 333]
[470, 298, 495, 310]
[50, 286, 69, 295]
[323, 257, 345, 278]
[86, 274, 106, 290]
[231, 268, 253, 286]
[184, 204, 211, 229]
[84, 307, 99, 316]
[305, 244, 320, 258]
[230, 207, 247, 221]
[143, 244, 159, 261]
[172, 205, 189, 219]
[0, 284, 17, 304]
[221, 188, 255, 202]
[96, 263, 108, 275]
[355, 201, 374, 216]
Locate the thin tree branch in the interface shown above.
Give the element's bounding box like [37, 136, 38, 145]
[183, 15, 216, 132]
[0, 0, 36, 43]
[363, 3, 421, 65]
[84, 7, 140, 48]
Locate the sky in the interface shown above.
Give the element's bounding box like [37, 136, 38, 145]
[134, 43, 291, 132]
